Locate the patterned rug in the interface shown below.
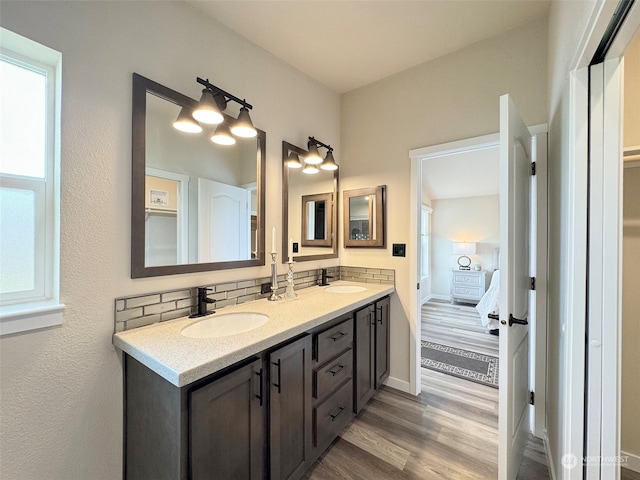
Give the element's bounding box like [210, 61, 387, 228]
[421, 341, 499, 389]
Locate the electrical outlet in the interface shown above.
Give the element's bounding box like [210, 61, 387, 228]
[392, 243, 406, 257]
[260, 283, 272, 294]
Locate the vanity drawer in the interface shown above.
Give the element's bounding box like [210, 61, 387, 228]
[314, 349, 353, 401]
[315, 316, 353, 365]
[313, 379, 353, 450]
[451, 285, 484, 299]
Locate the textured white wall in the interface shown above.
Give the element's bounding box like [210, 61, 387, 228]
[340, 18, 548, 387]
[430, 195, 499, 297]
[0, 2, 339, 479]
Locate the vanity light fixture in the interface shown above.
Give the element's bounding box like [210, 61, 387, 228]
[210, 121, 236, 145]
[305, 137, 338, 172]
[194, 77, 257, 138]
[173, 107, 203, 133]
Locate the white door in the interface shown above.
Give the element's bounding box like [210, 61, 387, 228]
[498, 94, 533, 480]
[198, 178, 251, 262]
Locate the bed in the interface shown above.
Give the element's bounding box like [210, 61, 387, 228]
[476, 269, 500, 331]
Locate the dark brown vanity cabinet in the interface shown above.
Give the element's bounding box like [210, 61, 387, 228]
[190, 358, 265, 480]
[124, 336, 311, 480]
[125, 354, 266, 480]
[269, 335, 313, 480]
[123, 296, 391, 480]
[310, 314, 355, 459]
[354, 296, 390, 413]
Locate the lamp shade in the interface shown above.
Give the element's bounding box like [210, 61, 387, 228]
[302, 163, 319, 174]
[193, 89, 224, 125]
[287, 152, 303, 168]
[230, 107, 257, 138]
[173, 107, 202, 133]
[211, 122, 236, 145]
[452, 242, 477, 255]
[305, 143, 323, 164]
[320, 150, 338, 170]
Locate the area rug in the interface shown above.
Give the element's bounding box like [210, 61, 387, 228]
[421, 341, 499, 389]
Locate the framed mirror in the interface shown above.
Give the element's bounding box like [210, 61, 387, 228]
[301, 193, 333, 247]
[282, 141, 338, 262]
[131, 73, 266, 278]
[343, 186, 386, 248]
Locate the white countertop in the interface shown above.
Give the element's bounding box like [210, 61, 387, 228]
[113, 281, 394, 387]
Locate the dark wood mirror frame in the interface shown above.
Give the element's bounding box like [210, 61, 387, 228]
[343, 185, 386, 248]
[131, 73, 266, 278]
[301, 192, 333, 247]
[282, 141, 338, 262]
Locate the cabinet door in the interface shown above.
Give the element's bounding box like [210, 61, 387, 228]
[375, 297, 390, 389]
[190, 358, 265, 480]
[270, 335, 312, 480]
[354, 305, 375, 413]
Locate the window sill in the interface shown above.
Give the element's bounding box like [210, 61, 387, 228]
[0, 301, 65, 336]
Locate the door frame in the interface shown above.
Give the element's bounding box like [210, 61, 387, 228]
[564, 2, 640, 479]
[409, 125, 548, 438]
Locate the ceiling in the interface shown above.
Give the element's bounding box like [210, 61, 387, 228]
[422, 146, 499, 200]
[187, 0, 550, 93]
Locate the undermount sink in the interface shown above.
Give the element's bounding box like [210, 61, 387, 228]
[324, 285, 367, 294]
[181, 312, 269, 339]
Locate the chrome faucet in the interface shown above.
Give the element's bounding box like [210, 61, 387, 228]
[319, 268, 334, 286]
[190, 287, 216, 318]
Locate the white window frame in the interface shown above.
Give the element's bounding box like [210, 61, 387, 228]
[0, 28, 63, 335]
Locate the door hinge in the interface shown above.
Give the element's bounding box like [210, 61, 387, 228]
[417, 282, 420, 290]
[530, 277, 536, 290]
[531, 162, 536, 176]
[529, 391, 535, 405]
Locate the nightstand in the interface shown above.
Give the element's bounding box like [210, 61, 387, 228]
[450, 269, 488, 304]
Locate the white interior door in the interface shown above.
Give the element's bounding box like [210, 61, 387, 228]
[198, 178, 251, 262]
[498, 94, 533, 480]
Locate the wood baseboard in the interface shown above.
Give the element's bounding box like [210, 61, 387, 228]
[384, 376, 412, 394]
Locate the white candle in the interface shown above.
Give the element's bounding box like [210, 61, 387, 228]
[289, 238, 293, 263]
[271, 227, 277, 254]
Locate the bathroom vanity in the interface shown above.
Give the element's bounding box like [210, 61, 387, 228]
[114, 281, 393, 480]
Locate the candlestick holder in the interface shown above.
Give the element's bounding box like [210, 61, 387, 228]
[284, 261, 297, 300]
[268, 252, 281, 301]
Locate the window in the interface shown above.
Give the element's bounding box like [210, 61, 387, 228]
[421, 205, 432, 279]
[0, 28, 63, 335]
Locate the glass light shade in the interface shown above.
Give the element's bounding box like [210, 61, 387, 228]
[452, 242, 477, 255]
[230, 107, 257, 138]
[302, 163, 319, 174]
[287, 152, 303, 168]
[211, 122, 236, 145]
[192, 89, 224, 125]
[305, 143, 323, 164]
[320, 150, 338, 170]
[173, 107, 202, 133]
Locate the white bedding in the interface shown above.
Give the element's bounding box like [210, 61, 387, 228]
[476, 270, 500, 330]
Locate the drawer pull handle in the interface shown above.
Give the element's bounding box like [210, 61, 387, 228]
[329, 406, 345, 422]
[255, 369, 263, 406]
[330, 331, 346, 342]
[272, 359, 281, 394]
[328, 364, 345, 376]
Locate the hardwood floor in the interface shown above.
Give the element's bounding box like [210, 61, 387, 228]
[305, 300, 550, 479]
